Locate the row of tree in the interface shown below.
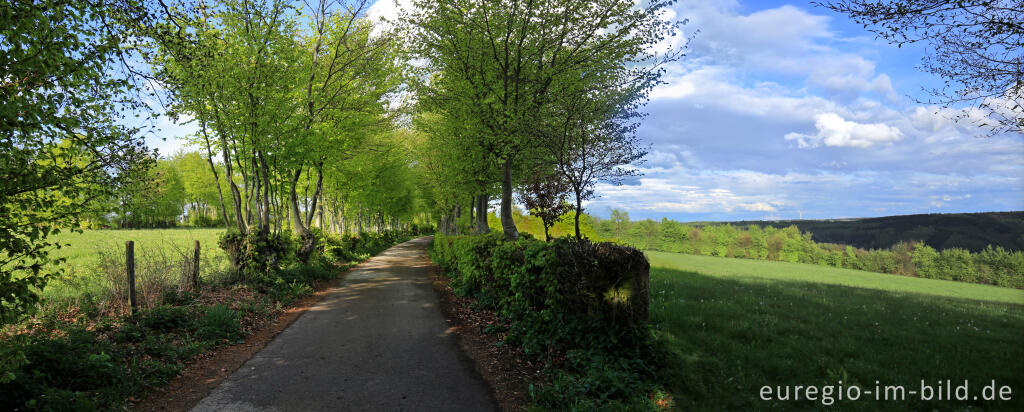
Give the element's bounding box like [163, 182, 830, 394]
[0, 0, 427, 322]
[2, 0, 676, 321]
[145, 0, 419, 261]
[402, 0, 682, 240]
[81, 145, 420, 235]
[591, 211, 1024, 288]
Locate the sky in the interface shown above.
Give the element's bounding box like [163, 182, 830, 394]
[147, 0, 1024, 222]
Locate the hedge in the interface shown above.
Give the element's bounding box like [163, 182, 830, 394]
[430, 233, 670, 409]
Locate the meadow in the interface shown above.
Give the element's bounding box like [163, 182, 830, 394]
[39, 228, 228, 315]
[649, 252, 1024, 410]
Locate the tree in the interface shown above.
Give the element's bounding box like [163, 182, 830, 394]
[1, 0, 153, 322]
[152, 0, 405, 263]
[516, 171, 571, 241]
[116, 158, 187, 228]
[408, 112, 478, 235]
[287, 0, 405, 260]
[818, 1, 1023, 135]
[151, 0, 303, 240]
[405, 0, 682, 240]
[545, 85, 649, 239]
[170, 151, 229, 226]
[409, 110, 499, 235]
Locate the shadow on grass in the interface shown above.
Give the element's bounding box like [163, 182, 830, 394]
[651, 267, 1024, 411]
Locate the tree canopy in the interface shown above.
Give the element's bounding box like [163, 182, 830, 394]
[2, 0, 681, 322]
[1, 0, 153, 322]
[403, 0, 681, 239]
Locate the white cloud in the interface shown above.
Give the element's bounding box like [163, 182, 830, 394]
[738, 202, 777, 212]
[620, 1, 1024, 219]
[367, 0, 404, 23]
[785, 112, 904, 149]
[651, 65, 844, 123]
[664, 1, 894, 100]
[584, 162, 1019, 221]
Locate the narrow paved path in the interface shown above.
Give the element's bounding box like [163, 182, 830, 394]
[192, 236, 496, 412]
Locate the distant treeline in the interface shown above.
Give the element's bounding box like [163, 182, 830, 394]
[590, 210, 1024, 289]
[715, 211, 1024, 253]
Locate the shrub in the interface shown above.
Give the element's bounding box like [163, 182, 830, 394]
[218, 231, 295, 276]
[112, 322, 147, 344]
[161, 289, 196, 306]
[138, 305, 194, 332]
[431, 234, 661, 408]
[196, 304, 242, 342]
[325, 229, 421, 264]
[912, 243, 941, 278]
[0, 328, 124, 409]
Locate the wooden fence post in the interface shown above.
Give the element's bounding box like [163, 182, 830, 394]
[192, 240, 200, 290]
[126, 240, 136, 314]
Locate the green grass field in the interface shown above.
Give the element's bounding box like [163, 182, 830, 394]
[648, 252, 1024, 411]
[40, 228, 228, 313]
[48, 228, 227, 268]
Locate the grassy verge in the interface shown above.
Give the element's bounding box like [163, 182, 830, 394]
[1, 229, 424, 410]
[649, 252, 1024, 410]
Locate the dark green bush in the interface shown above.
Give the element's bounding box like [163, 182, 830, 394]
[326, 229, 421, 263]
[161, 289, 196, 306]
[138, 305, 194, 332]
[218, 230, 295, 277]
[531, 350, 658, 410]
[113, 322, 147, 344]
[431, 234, 661, 408]
[0, 328, 124, 410]
[196, 304, 243, 342]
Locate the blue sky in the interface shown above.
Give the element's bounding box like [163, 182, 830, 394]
[583, 0, 1024, 221]
[149, 0, 1024, 222]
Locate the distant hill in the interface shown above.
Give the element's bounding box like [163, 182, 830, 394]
[703, 211, 1024, 253]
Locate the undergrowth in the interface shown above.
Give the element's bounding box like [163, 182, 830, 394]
[0, 226, 431, 411]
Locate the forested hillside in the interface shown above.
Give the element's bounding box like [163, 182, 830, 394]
[716, 211, 1024, 252]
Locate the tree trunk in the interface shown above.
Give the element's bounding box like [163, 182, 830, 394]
[317, 197, 325, 229]
[574, 194, 583, 239]
[258, 151, 272, 233]
[305, 165, 324, 228]
[500, 157, 518, 240]
[289, 168, 316, 262]
[221, 139, 246, 233]
[475, 193, 490, 234]
[200, 127, 231, 230]
[453, 204, 461, 234]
